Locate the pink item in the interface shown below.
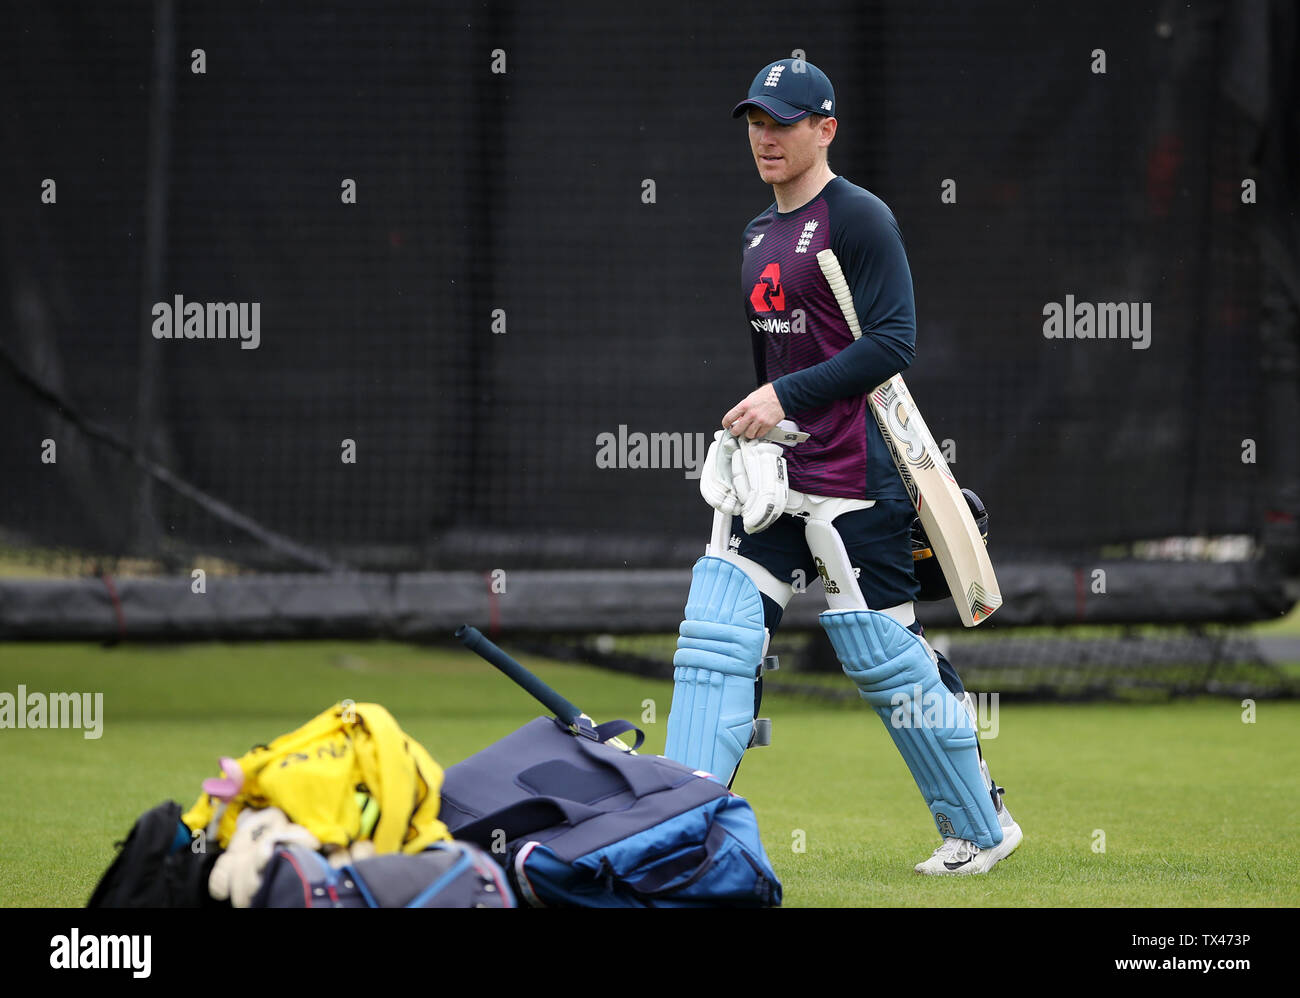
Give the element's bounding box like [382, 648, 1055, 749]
[202, 757, 245, 801]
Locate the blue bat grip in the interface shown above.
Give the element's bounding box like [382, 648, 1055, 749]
[455, 625, 582, 727]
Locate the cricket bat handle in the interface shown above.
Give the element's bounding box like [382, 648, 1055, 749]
[456, 625, 582, 727]
[456, 625, 639, 751]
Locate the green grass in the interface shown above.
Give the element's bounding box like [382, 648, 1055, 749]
[1, 640, 1297, 907]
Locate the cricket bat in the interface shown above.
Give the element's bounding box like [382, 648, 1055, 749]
[816, 249, 1002, 626]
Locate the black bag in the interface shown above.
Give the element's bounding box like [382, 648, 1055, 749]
[87, 800, 226, 908]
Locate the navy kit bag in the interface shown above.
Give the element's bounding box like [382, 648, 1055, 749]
[449, 625, 781, 908]
[439, 720, 782, 907]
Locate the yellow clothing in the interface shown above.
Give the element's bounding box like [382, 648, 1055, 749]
[183, 702, 450, 854]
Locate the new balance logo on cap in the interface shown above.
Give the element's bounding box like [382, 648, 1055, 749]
[821, 99, 833, 111]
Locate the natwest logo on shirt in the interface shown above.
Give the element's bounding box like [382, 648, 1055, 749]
[749, 262, 785, 312]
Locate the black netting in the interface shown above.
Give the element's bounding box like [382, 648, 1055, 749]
[1, 1, 1295, 578]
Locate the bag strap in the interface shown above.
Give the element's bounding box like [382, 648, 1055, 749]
[617, 819, 731, 897]
[403, 849, 476, 908]
[453, 723, 682, 847]
[564, 715, 646, 752]
[570, 733, 674, 798]
[590, 719, 645, 751]
[453, 796, 604, 847]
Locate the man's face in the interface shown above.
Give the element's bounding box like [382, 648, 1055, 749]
[746, 108, 829, 186]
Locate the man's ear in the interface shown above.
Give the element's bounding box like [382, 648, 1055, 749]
[819, 116, 837, 147]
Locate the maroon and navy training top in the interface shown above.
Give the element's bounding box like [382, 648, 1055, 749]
[741, 176, 916, 500]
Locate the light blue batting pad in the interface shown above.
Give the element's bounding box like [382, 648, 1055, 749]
[821, 609, 1002, 849]
[664, 557, 765, 782]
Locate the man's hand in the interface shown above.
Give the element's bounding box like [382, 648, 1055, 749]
[723, 384, 785, 440]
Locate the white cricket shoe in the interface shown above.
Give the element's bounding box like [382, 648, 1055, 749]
[914, 791, 1023, 875]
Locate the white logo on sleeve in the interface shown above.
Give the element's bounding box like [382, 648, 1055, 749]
[764, 65, 785, 87]
[750, 233, 765, 248]
[795, 220, 819, 254]
[821, 99, 833, 111]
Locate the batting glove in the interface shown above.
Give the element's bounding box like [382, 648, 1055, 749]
[732, 437, 789, 534]
[700, 430, 743, 516]
[209, 806, 321, 908]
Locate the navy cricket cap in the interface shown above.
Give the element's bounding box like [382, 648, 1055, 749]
[732, 58, 836, 123]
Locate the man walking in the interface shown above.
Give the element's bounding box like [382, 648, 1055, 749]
[663, 58, 1022, 876]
